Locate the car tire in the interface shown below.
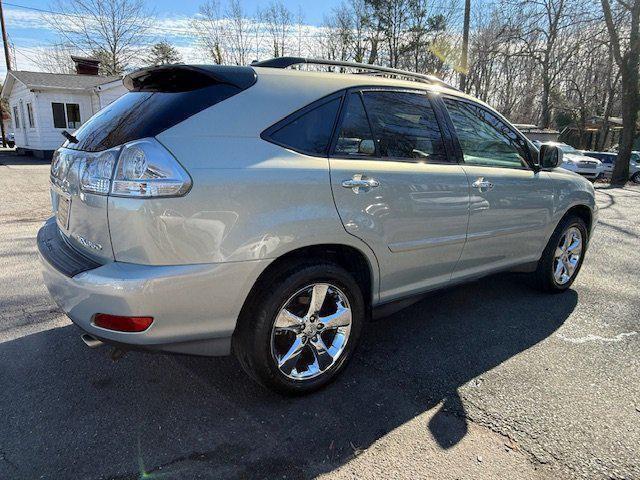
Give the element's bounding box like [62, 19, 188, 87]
[233, 259, 365, 395]
[532, 214, 588, 293]
[632, 172, 640, 184]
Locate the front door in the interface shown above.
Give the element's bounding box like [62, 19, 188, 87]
[440, 97, 555, 280]
[329, 89, 470, 302]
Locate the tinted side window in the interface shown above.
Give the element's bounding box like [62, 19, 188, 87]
[361, 91, 447, 162]
[444, 98, 529, 169]
[334, 93, 375, 156]
[269, 98, 341, 155]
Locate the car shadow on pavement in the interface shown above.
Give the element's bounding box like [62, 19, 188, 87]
[0, 151, 51, 166]
[0, 273, 577, 479]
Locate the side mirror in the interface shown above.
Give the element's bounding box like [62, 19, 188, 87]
[358, 139, 375, 155]
[539, 145, 563, 169]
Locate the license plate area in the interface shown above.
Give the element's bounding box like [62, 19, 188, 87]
[56, 193, 71, 230]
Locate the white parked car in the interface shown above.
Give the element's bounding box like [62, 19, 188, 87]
[534, 142, 603, 181]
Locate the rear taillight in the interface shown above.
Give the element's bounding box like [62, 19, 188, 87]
[111, 139, 191, 198]
[79, 149, 118, 194]
[94, 313, 154, 332]
[71, 137, 191, 198]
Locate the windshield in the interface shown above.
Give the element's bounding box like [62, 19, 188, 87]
[558, 144, 578, 153]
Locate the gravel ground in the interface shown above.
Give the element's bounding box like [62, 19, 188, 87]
[0, 151, 638, 480]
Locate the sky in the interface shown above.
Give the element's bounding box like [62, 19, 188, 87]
[0, 0, 343, 75]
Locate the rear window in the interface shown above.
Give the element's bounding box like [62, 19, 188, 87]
[67, 85, 240, 152]
[265, 97, 341, 156]
[66, 65, 257, 152]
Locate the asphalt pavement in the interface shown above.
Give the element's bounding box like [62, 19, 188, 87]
[1, 151, 638, 479]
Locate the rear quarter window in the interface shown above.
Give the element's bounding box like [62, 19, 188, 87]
[262, 96, 342, 156]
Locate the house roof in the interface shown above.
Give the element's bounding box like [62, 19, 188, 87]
[10, 71, 121, 89]
[1, 71, 122, 98]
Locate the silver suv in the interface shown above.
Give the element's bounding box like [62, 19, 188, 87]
[38, 58, 597, 394]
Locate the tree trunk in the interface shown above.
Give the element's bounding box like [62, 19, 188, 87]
[598, 89, 613, 151]
[540, 77, 552, 128]
[602, 0, 640, 186]
[611, 74, 639, 185]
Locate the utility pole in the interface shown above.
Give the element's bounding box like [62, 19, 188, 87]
[459, 0, 471, 93]
[0, 0, 10, 147]
[0, 0, 10, 71]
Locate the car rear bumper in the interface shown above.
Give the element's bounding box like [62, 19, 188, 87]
[38, 217, 269, 356]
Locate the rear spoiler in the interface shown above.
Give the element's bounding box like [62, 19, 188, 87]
[123, 64, 257, 92]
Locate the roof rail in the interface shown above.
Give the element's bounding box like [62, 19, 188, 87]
[251, 57, 459, 91]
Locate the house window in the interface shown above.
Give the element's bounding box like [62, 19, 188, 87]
[66, 103, 81, 129]
[52, 102, 81, 129]
[52, 103, 66, 128]
[26, 103, 35, 128]
[12, 106, 20, 128]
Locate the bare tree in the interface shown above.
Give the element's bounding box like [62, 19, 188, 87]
[601, 0, 640, 185]
[261, 1, 293, 58]
[34, 43, 79, 74]
[555, 26, 620, 149]
[193, 0, 226, 64]
[597, 46, 621, 150]
[503, 0, 594, 127]
[402, 0, 447, 73]
[294, 6, 305, 56]
[350, 0, 372, 62]
[322, 6, 354, 62]
[46, 0, 153, 75]
[226, 0, 255, 65]
[367, 0, 411, 67]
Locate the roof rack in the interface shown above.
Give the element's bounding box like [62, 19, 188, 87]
[251, 57, 459, 91]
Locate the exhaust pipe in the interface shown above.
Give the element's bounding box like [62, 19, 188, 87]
[80, 333, 128, 361]
[81, 333, 104, 348]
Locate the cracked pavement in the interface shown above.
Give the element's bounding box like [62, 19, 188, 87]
[1, 152, 638, 479]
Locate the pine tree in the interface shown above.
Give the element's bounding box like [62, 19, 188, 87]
[145, 42, 182, 66]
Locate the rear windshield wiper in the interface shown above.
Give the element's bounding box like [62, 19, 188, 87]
[61, 130, 78, 144]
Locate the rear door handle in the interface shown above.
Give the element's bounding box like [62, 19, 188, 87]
[342, 174, 380, 194]
[472, 177, 494, 192]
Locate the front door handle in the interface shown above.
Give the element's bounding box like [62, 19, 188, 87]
[472, 177, 494, 192]
[342, 174, 380, 194]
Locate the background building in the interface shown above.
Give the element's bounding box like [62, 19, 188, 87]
[0, 57, 126, 159]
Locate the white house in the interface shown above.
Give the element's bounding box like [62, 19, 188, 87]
[1, 58, 126, 158]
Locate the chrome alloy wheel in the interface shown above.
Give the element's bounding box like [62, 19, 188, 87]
[553, 226, 583, 285]
[271, 283, 352, 380]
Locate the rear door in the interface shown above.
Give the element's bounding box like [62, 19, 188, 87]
[440, 97, 555, 279]
[329, 89, 470, 302]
